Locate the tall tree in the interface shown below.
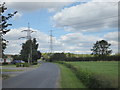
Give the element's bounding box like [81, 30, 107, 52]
[91, 40, 112, 57]
[20, 38, 41, 63]
[0, 2, 17, 58]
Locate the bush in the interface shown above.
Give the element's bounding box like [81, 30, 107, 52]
[2, 74, 10, 80]
[2, 62, 8, 65]
[32, 62, 38, 65]
[16, 63, 21, 67]
[23, 63, 30, 67]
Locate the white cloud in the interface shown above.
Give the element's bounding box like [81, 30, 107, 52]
[3, 28, 119, 54]
[104, 32, 119, 41]
[4, 2, 74, 12]
[3, 27, 50, 54]
[52, 1, 118, 32]
[103, 31, 119, 53]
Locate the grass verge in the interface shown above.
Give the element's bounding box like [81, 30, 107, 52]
[1, 64, 16, 67]
[58, 63, 86, 88]
[2, 74, 10, 80]
[2, 69, 24, 72]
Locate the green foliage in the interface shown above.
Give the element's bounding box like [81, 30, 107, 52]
[91, 40, 112, 57]
[0, 2, 17, 58]
[49, 53, 66, 62]
[12, 54, 21, 60]
[20, 38, 41, 63]
[2, 62, 8, 65]
[32, 62, 38, 65]
[2, 74, 10, 80]
[16, 63, 21, 67]
[58, 63, 86, 88]
[42, 52, 119, 61]
[58, 61, 118, 88]
[16, 63, 30, 67]
[23, 63, 30, 67]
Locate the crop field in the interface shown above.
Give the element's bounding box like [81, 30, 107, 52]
[59, 61, 119, 88]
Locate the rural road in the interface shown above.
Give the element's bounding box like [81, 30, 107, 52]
[2, 62, 60, 88]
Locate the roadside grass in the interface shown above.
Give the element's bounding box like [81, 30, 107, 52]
[2, 74, 10, 80]
[1, 64, 16, 67]
[58, 63, 86, 88]
[31, 63, 41, 68]
[2, 69, 24, 72]
[63, 61, 118, 88]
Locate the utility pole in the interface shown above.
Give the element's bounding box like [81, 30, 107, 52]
[49, 30, 53, 54]
[19, 23, 35, 64]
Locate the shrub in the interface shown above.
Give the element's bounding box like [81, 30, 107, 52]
[23, 63, 30, 67]
[32, 62, 38, 65]
[2, 62, 8, 65]
[2, 74, 10, 80]
[16, 63, 21, 67]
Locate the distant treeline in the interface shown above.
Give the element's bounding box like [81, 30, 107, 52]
[42, 53, 120, 61]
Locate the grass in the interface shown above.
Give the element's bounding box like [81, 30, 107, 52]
[1, 64, 16, 67]
[31, 63, 41, 68]
[66, 61, 118, 80]
[2, 74, 10, 80]
[64, 61, 119, 88]
[58, 63, 86, 88]
[2, 69, 24, 72]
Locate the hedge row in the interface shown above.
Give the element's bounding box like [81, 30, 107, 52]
[65, 56, 119, 61]
[49, 55, 119, 62]
[16, 63, 30, 67]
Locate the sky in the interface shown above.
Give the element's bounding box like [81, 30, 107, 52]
[1, 0, 119, 55]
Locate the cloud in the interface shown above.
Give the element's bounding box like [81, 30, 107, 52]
[4, 2, 74, 12]
[104, 32, 119, 41]
[3, 27, 50, 54]
[58, 32, 103, 53]
[103, 31, 119, 53]
[52, 0, 118, 32]
[3, 28, 118, 54]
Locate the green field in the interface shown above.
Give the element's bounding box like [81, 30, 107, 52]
[66, 61, 118, 79]
[65, 61, 118, 88]
[58, 64, 86, 88]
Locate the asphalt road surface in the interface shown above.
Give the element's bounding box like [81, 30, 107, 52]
[2, 62, 60, 88]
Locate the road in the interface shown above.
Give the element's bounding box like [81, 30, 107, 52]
[2, 62, 60, 88]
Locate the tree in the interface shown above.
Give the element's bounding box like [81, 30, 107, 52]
[50, 52, 66, 61]
[12, 54, 21, 60]
[0, 2, 17, 58]
[91, 40, 112, 57]
[37, 51, 41, 59]
[20, 38, 41, 63]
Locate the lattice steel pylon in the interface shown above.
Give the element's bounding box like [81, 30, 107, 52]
[19, 23, 35, 64]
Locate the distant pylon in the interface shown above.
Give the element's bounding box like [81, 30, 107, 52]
[49, 30, 53, 53]
[19, 23, 36, 64]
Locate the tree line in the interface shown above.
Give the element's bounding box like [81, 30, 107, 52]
[43, 40, 119, 62]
